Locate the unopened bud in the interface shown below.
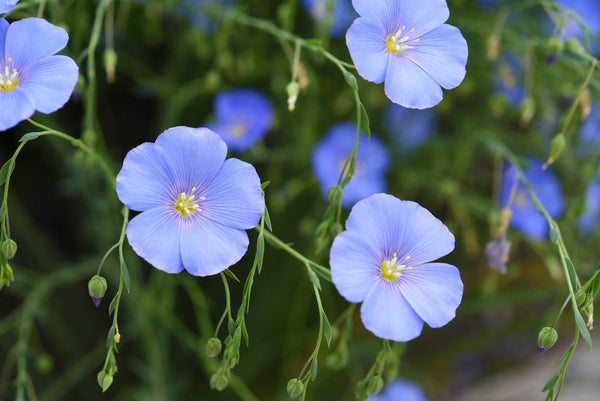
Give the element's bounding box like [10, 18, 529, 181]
[537, 326, 558, 353]
[2, 263, 13, 284]
[210, 373, 229, 391]
[206, 337, 222, 359]
[545, 37, 563, 65]
[103, 49, 118, 83]
[575, 289, 587, 307]
[366, 376, 384, 396]
[97, 371, 114, 392]
[1, 239, 17, 259]
[565, 38, 584, 54]
[543, 134, 565, 169]
[88, 275, 108, 307]
[114, 332, 121, 344]
[286, 81, 300, 111]
[286, 378, 304, 398]
[327, 185, 343, 206]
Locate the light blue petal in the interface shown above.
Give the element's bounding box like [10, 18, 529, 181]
[116, 142, 176, 211]
[330, 230, 380, 303]
[5, 18, 68, 68]
[361, 281, 423, 341]
[20, 55, 78, 113]
[400, 262, 463, 328]
[351, 0, 401, 31]
[126, 207, 184, 274]
[346, 18, 389, 84]
[0, 18, 9, 58]
[345, 194, 454, 266]
[0, 1, 18, 14]
[180, 219, 249, 276]
[384, 56, 443, 109]
[0, 87, 34, 131]
[406, 24, 467, 90]
[155, 126, 227, 190]
[368, 380, 429, 401]
[202, 158, 264, 230]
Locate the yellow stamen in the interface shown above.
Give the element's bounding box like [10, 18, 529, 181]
[386, 27, 418, 55]
[380, 253, 411, 282]
[0, 58, 19, 92]
[173, 187, 204, 217]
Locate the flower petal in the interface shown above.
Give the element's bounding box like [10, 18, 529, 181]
[361, 281, 424, 341]
[126, 207, 184, 274]
[400, 262, 463, 328]
[384, 56, 443, 109]
[346, 18, 389, 84]
[155, 127, 227, 190]
[406, 24, 467, 90]
[202, 158, 264, 230]
[351, 0, 401, 31]
[20, 55, 78, 113]
[330, 230, 380, 303]
[0, 88, 34, 131]
[116, 142, 176, 211]
[344, 194, 454, 266]
[6, 18, 68, 68]
[0, 18, 9, 59]
[180, 219, 249, 276]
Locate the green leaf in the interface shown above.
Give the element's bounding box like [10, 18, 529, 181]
[305, 38, 323, 46]
[309, 359, 318, 381]
[542, 374, 559, 392]
[260, 180, 271, 190]
[556, 344, 573, 365]
[108, 294, 119, 316]
[359, 103, 370, 140]
[19, 132, 41, 142]
[120, 260, 131, 293]
[574, 309, 592, 350]
[0, 159, 14, 187]
[564, 258, 578, 294]
[307, 266, 321, 290]
[224, 268, 240, 283]
[322, 312, 332, 347]
[232, 326, 242, 353]
[263, 206, 272, 232]
[255, 234, 264, 274]
[343, 70, 358, 90]
[549, 227, 559, 245]
[106, 326, 116, 347]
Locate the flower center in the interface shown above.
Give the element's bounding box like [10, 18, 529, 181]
[386, 26, 419, 55]
[0, 58, 19, 92]
[173, 187, 205, 218]
[380, 253, 411, 282]
[230, 121, 247, 138]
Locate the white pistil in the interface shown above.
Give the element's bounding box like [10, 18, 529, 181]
[386, 26, 419, 55]
[173, 187, 205, 218]
[0, 58, 19, 92]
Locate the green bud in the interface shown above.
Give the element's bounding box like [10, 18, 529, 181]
[327, 185, 343, 206]
[210, 373, 229, 391]
[575, 289, 587, 307]
[286, 378, 304, 398]
[286, 81, 300, 111]
[97, 371, 114, 392]
[537, 327, 558, 353]
[366, 376, 384, 396]
[103, 49, 118, 83]
[1, 239, 17, 259]
[520, 96, 536, 126]
[328, 222, 343, 238]
[88, 275, 108, 307]
[546, 36, 564, 56]
[2, 263, 14, 284]
[565, 38, 583, 54]
[206, 337, 222, 360]
[544, 134, 565, 168]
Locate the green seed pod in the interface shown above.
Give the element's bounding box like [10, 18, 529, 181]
[88, 275, 108, 307]
[366, 376, 384, 396]
[210, 373, 229, 391]
[537, 326, 558, 353]
[1, 239, 17, 259]
[206, 337, 222, 360]
[575, 288, 587, 308]
[327, 185, 344, 206]
[286, 378, 304, 398]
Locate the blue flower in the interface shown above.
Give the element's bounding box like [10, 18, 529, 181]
[311, 122, 390, 208]
[500, 158, 564, 241]
[330, 193, 463, 342]
[578, 170, 600, 235]
[206, 88, 274, 152]
[493, 52, 526, 108]
[576, 102, 600, 158]
[384, 102, 437, 150]
[116, 127, 265, 276]
[0, 0, 18, 14]
[301, 0, 357, 38]
[0, 17, 78, 131]
[345, 0, 468, 109]
[367, 379, 429, 401]
[557, 0, 600, 53]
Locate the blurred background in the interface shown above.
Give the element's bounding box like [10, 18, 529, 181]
[1, 0, 600, 400]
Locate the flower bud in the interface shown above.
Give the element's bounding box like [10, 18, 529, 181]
[366, 376, 384, 396]
[537, 326, 558, 353]
[286, 81, 300, 111]
[210, 373, 229, 391]
[575, 289, 587, 308]
[88, 275, 107, 307]
[103, 48, 118, 83]
[286, 378, 304, 398]
[327, 185, 343, 206]
[2, 263, 14, 286]
[97, 371, 114, 392]
[543, 134, 565, 169]
[1, 239, 17, 259]
[206, 337, 222, 359]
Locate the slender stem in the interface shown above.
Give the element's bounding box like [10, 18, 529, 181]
[97, 243, 120, 275]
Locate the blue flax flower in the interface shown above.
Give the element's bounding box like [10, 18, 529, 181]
[0, 17, 78, 131]
[578, 169, 600, 235]
[301, 0, 357, 38]
[385, 102, 437, 150]
[311, 122, 390, 208]
[500, 158, 564, 241]
[116, 127, 265, 276]
[207, 88, 274, 152]
[0, 1, 18, 14]
[330, 193, 463, 342]
[345, 0, 468, 109]
[368, 379, 429, 401]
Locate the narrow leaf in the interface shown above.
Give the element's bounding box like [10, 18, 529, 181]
[263, 206, 272, 232]
[309, 360, 318, 381]
[307, 266, 321, 290]
[574, 309, 592, 350]
[0, 159, 14, 186]
[255, 234, 265, 274]
[120, 260, 131, 293]
[549, 227, 559, 245]
[359, 103, 370, 140]
[343, 70, 358, 90]
[322, 312, 332, 347]
[260, 181, 271, 190]
[224, 268, 240, 283]
[19, 132, 41, 142]
[108, 294, 119, 316]
[564, 258, 578, 295]
[542, 374, 559, 392]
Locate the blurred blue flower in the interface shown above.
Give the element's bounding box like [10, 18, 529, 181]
[493, 52, 526, 108]
[367, 379, 429, 401]
[0, 17, 78, 131]
[345, 0, 468, 109]
[207, 88, 274, 152]
[301, 0, 357, 38]
[385, 103, 437, 150]
[116, 127, 264, 276]
[557, 0, 600, 53]
[311, 122, 390, 208]
[178, 0, 233, 33]
[577, 170, 600, 235]
[330, 193, 463, 342]
[500, 157, 565, 241]
[0, 0, 18, 14]
[576, 102, 600, 158]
